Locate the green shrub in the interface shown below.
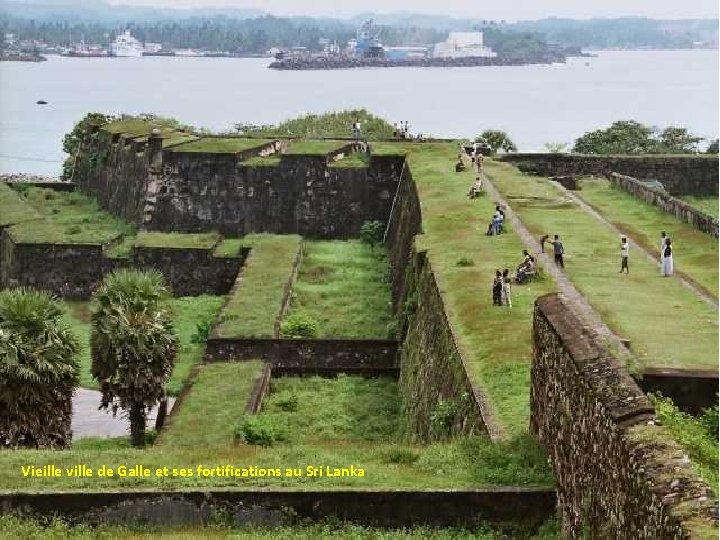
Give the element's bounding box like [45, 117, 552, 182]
[190, 319, 213, 344]
[380, 447, 420, 464]
[236, 416, 289, 446]
[430, 399, 458, 436]
[281, 314, 319, 339]
[360, 220, 385, 252]
[700, 404, 719, 440]
[65, 225, 81, 235]
[456, 257, 475, 267]
[273, 391, 299, 412]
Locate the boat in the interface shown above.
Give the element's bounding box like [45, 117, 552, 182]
[110, 30, 144, 58]
[62, 39, 109, 58]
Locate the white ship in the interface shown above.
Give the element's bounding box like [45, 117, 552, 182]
[110, 30, 144, 57]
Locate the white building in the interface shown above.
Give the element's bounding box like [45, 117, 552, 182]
[433, 32, 496, 58]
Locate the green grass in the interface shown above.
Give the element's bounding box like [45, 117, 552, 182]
[215, 234, 302, 338]
[286, 241, 394, 338]
[330, 152, 370, 168]
[486, 160, 718, 371]
[244, 376, 401, 443]
[213, 237, 244, 258]
[576, 177, 718, 298]
[0, 515, 560, 539]
[170, 138, 272, 153]
[159, 362, 265, 448]
[372, 143, 556, 438]
[0, 182, 39, 226]
[678, 195, 719, 219]
[135, 231, 220, 250]
[649, 394, 718, 493]
[104, 234, 136, 258]
[242, 155, 282, 167]
[63, 296, 225, 395]
[7, 187, 133, 245]
[285, 140, 348, 155]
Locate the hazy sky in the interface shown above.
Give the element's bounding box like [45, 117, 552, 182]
[105, 0, 719, 19]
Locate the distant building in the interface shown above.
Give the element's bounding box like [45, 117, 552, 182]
[385, 47, 429, 60]
[433, 32, 496, 58]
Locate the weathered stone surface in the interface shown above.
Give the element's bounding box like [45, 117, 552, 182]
[531, 293, 718, 538]
[499, 154, 719, 196]
[609, 173, 718, 237]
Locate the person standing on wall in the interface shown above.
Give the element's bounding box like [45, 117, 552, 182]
[552, 235, 565, 268]
[619, 237, 629, 274]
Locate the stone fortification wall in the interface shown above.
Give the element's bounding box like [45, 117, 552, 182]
[148, 152, 402, 238]
[499, 154, 718, 196]
[73, 126, 405, 238]
[0, 231, 243, 299]
[73, 127, 151, 224]
[609, 173, 719, 237]
[531, 293, 718, 538]
[395, 249, 490, 442]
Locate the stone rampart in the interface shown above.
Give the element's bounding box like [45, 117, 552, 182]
[531, 293, 718, 538]
[0, 231, 244, 299]
[499, 154, 719, 196]
[0, 488, 556, 531]
[204, 338, 398, 371]
[608, 173, 719, 237]
[73, 126, 405, 238]
[395, 248, 492, 442]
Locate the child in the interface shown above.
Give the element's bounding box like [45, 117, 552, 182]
[620, 237, 629, 273]
[501, 269, 512, 307]
[492, 270, 503, 306]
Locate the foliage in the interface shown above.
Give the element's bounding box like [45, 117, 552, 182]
[248, 375, 401, 443]
[286, 240, 395, 339]
[456, 257, 475, 267]
[236, 416, 290, 446]
[360, 220, 385, 252]
[572, 120, 705, 154]
[90, 269, 177, 447]
[475, 130, 518, 153]
[544, 142, 567, 153]
[0, 289, 79, 448]
[190, 320, 213, 344]
[699, 404, 718, 441]
[61, 112, 115, 180]
[281, 313, 319, 339]
[707, 139, 719, 154]
[430, 399, 460, 436]
[649, 394, 719, 491]
[236, 110, 394, 140]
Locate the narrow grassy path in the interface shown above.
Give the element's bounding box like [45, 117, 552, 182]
[573, 177, 718, 303]
[286, 240, 394, 338]
[486, 160, 718, 372]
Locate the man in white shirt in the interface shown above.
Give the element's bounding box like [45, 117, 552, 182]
[620, 237, 629, 274]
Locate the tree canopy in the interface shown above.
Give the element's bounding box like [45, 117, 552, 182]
[572, 121, 706, 154]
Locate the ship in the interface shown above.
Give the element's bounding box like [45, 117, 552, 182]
[62, 38, 109, 58]
[110, 30, 144, 57]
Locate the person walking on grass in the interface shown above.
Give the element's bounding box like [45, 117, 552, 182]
[501, 269, 512, 307]
[662, 238, 674, 276]
[492, 270, 503, 306]
[620, 237, 629, 274]
[552, 235, 565, 268]
[659, 231, 667, 272]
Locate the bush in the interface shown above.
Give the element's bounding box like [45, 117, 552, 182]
[281, 314, 319, 339]
[236, 416, 289, 446]
[190, 320, 213, 344]
[274, 392, 299, 412]
[65, 225, 81, 235]
[380, 447, 419, 464]
[360, 220, 385, 252]
[700, 404, 718, 440]
[456, 257, 475, 267]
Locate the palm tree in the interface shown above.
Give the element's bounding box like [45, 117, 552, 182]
[91, 269, 177, 448]
[0, 289, 80, 448]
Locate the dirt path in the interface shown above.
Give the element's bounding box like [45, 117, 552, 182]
[559, 185, 718, 310]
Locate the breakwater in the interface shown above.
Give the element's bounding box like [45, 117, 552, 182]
[269, 53, 568, 70]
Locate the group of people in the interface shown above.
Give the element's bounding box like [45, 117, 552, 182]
[515, 250, 537, 284]
[485, 206, 505, 236]
[393, 121, 411, 139]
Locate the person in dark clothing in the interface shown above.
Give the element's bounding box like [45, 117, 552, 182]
[552, 235, 564, 268]
[492, 270, 503, 306]
[540, 234, 550, 253]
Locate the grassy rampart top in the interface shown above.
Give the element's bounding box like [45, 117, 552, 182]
[169, 138, 273, 154]
[135, 231, 220, 250]
[0, 182, 40, 227]
[374, 143, 557, 438]
[284, 140, 348, 155]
